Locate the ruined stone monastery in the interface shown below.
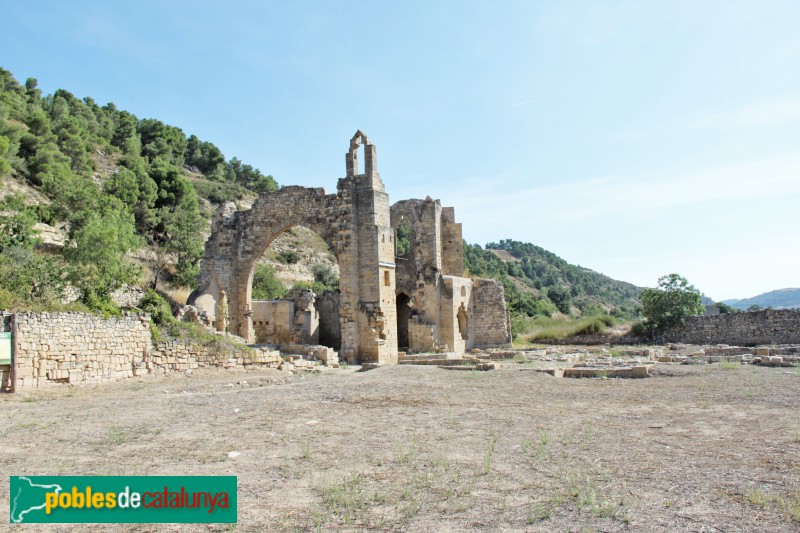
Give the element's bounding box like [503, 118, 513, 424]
[189, 132, 511, 364]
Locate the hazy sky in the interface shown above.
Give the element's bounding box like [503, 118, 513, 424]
[3, 1, 799, 300]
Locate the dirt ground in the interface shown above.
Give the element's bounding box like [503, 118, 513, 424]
[2, 355, 799, 532]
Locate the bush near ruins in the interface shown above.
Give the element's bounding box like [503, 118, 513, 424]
[252, 264, 288, 300]
[312, 263, 339, 290]
[277, 250, 300, 264]
[639, 273, 704, 335]
[138, 289, 174, 326]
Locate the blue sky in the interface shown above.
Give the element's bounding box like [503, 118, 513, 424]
[3, 1, 799, 300]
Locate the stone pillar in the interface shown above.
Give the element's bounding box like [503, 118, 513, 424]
[349, 141, 397, 363]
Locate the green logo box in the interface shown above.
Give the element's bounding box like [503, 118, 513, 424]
[10, 476, 237, 524]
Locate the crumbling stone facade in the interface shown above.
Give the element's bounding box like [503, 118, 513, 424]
[252, 288, 319, 346]
[391, 199, 510, 353]
[190, 132, 510, 362]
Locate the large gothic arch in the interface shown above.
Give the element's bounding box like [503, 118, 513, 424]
[189, 133, 399, 364]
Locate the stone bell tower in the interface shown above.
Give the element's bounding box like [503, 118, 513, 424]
[337, 131, 398, 363]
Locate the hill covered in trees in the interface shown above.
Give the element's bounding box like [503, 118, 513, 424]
[723, 288, 800, 310]
[465, 239, 641, 319]
[0, 67, 277, 311]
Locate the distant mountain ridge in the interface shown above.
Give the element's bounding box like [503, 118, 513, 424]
[722, 288, 800, 310]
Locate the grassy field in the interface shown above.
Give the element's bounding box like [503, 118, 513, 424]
[514, 314, 629, 345]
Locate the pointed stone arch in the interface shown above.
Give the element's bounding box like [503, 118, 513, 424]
[190, 134, 398, 364]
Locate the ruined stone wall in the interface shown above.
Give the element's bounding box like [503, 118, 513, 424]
[390, 198, 511, 355]
[440, 207, 464, 277]
[151, 341, 281, 373]
[252, 300, 295, 345]
[3, 312, 284, 390]
[471, 280, 512, 347]
[190, 131, 398, 364]
[408, 318, 438, 353]
[664, 309, 800, 345]
[251, 289, 319, 346]
[9, 312, 152, 389]
[439, 276, 474, 353]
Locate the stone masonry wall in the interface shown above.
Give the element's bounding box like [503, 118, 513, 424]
[471, 280, 512, 347]
[150, 341, 281, 374]
[4, 312, 283, 390]
[10, 312, 152, 389]
[664, 309, 800, 345]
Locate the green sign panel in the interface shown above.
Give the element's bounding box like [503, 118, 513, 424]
[0, 332, 10, 365]
[9, 476, 237, 524]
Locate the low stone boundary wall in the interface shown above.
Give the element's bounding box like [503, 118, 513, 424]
[664, 309, 800, 346]
[539, 334, 641, 346]
[1, 311, 288, 391]
[151, 340, 282, 373]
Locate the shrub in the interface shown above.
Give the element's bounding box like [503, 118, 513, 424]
[277, 250, 300, 264]
[597, 315, 615, 327]
[252, 264, 287, 300]
[312, 263, 339, 290]
[631, 321, 648, 337]
[138, 289, 174, 326]
[572, 319, 604, 336]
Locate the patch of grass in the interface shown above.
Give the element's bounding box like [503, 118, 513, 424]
[301, 437, 312, 460]
[776, 491, 800, 522]
[564, 469, 634, 522]
[747, 489, 771, 507]
[104, 424, 133, 445]
[483, 436, 497, 475]
[526, 503, 552, 523]
[610, 348, 625, 358]
[165, 286, 191, 305]
[521, 438, 532, 454]
[447, 409, 456, 429]
[744, 488, 800, 522]
[319, 472, 368, 524]
[166, 321, 255, 359]
[396, 435, 418, 463]
[536, 431, 551, 459]
[102, 423, 162, 446]
[719, 361, 742, 370]
[528, 315, 619, 342]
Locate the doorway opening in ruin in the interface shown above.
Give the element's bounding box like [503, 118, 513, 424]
[249, 225, 341, 349]
[396, 292, 412, 351]
[457, 304, 468, 341]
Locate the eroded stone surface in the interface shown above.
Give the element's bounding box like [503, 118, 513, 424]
[190, 132, 511, 362]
